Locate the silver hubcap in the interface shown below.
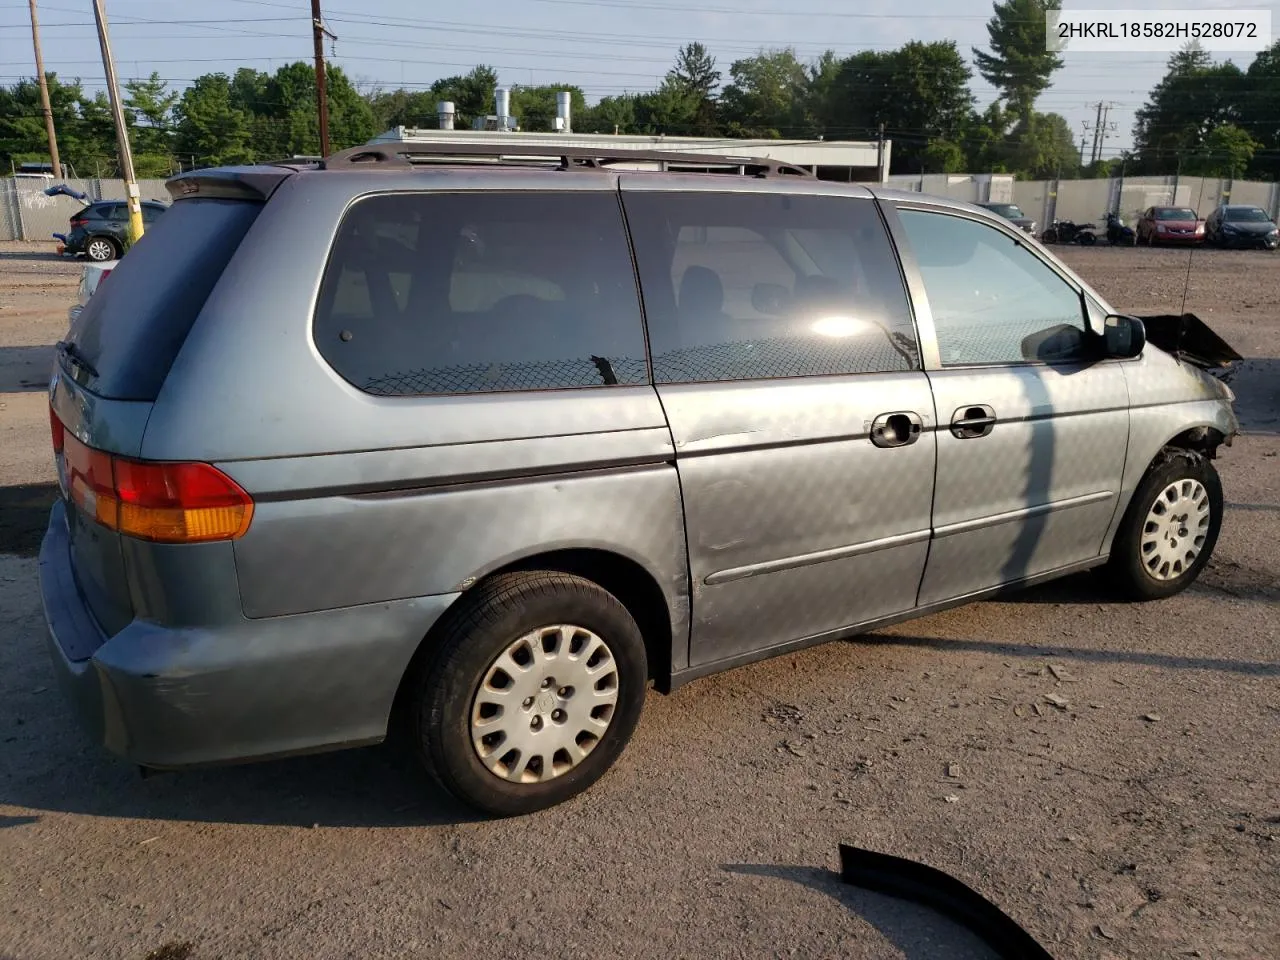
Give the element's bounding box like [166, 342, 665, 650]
[88, 240, 112, 260]
[1141, 479, 1211, 581]
[470, 624, 619, 784]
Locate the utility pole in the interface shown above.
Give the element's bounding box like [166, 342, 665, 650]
[1088, 100, 1105, 165]
[311, 0, 332, 156]
[876, 122, 886, 183]
[91, 0, 143, 243]
[28, 0, 61, 179]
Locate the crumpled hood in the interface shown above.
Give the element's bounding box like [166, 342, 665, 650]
[1133, 312, 1243, 370]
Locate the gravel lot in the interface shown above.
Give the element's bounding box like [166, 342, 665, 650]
[1, 240, 1277, 960]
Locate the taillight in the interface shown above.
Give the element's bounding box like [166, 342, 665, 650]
[70, 217, 87, 228]
[51, 410, 253, 543]
[114, 460, 253, 543]
[49, 402, 64, 454]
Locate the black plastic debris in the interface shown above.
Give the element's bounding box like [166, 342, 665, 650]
[1134, 313, 1243, 370]
[838, 843, 1055, 960]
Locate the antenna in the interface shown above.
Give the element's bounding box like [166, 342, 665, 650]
[1178, 172, 1209, 317]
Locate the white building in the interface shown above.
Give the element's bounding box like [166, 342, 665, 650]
[367, 90, 890, 182]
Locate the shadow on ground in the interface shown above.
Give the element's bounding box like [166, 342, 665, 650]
[1226, 357, 1279, 434]
[0, 344, 56, 392]
[723, 864, 999, 959]
[0, 483, 58, 557]
[1, 731, 481, 829]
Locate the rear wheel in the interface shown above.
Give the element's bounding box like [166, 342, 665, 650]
[85, 236, 118, 262]
[1041, 229, 1058, 244]
[1104, 450, 1223, 601]
[410, 571, 648, 817]
[1078, 231, 1097, 246]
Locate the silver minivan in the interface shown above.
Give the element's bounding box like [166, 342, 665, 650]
[40, 145, 1239, 816]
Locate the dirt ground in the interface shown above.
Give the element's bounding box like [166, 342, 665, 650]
[0, 239, 1276, 960]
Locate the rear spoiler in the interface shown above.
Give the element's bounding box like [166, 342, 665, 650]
[1131, 313, 1243, 371]
[165, 167, 293, 203]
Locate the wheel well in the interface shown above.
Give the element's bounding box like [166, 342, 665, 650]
[493, 549, 673, 683]
[390, 548, 674, 735]
[1164, 425, 1227, 460]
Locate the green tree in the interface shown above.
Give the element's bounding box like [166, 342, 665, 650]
[0, 73, 116, 177]
[578, 94, 638, 134]
[124, 72, 177, 159]
[173, 73, 253, 168]
[823, 42, 973, 172]
[1241, 40, 1280, 177]
[1133, 44, 1243, 173]
[429, 66, 499, 129]
[972, 0, 1062, 124]
[666, 42, 721, 134]
[719, 49, 811, 138]
[1184, 123, 1259, 177]
[507, 85, 586, 131]
[1008, 111, 1078, 178]
[365, 88, 440, 131]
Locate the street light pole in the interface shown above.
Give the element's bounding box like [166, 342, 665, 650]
[28, 0, 62, 179]
[91, 0, 143, 244]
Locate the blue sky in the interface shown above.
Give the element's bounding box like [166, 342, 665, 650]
[2, 0, 1277, 155]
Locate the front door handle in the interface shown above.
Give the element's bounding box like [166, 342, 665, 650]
[871, 411, 923, 448]
[950, 404, 997, 439]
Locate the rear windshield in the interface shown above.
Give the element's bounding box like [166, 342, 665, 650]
[1155, 208, 1197, 220]
[1225, 207, 1270, 222]
[64, 197, 262, 401]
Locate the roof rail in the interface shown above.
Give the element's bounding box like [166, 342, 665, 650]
[321, 141, 815, 178]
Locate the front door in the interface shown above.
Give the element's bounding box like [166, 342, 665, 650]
[889, 205, 1130, 605]
[622, 182, 937, 668]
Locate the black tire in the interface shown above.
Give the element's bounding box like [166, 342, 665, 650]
[1103, 450, 1224, 602]
[1078, 231, 1097, 246]
[1041, 229, 1058, 244]
[410, 571, 648, 817]
[85, 236, 119, 262]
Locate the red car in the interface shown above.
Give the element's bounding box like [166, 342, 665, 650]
[1136, 206, 1205, 246]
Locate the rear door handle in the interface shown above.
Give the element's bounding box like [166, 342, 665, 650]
[871, 411, 923, 448]
[950, 405, 997, 439]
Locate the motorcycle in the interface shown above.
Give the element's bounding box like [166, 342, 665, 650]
[1041, 219, 1097, 245]
[1104, 212, 1136, 246]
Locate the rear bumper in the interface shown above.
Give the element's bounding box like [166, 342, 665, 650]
[38, 501, 460, 769]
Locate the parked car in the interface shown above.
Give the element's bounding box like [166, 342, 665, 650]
[60, 199, 168, 261]
[40, 146, 1240, 817]
[1136, 206, 1204, 246]
[1204, 204, 1279, 249]
[979, 201, 1037, 235]
[66, 261, 115, 326]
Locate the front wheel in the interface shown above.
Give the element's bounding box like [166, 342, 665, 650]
[1104, 450, 1224, 601]
[1041, 229, 1058, 244]
[85, 236, 119, 262]
[1077, 231, 1097, 246]
[410, 571, 648, 817]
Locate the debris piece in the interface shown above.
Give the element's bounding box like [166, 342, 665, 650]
[1014, 704, 1026, 718]
[946, 762, 962, 779]
[138, 837, 159, 846]
[1093, 925, 1116, 941]
[784, 740, 807, 758]
[1112, 679, 1128, 687]
[763, 703, 805, 725]
[864, 726, 887, 734]
[1031, 702, 1043, 717]
[943, 794, 960, 803]
[1143, 713, 1162, 723]
[1044, 693, 1070, 710]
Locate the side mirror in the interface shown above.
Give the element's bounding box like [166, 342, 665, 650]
[1103, 314, 1145, 359]
[751, 282, 791, 315]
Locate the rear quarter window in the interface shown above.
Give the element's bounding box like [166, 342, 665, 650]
[64, 197, 263, 401]
[313, 191, 649, 396]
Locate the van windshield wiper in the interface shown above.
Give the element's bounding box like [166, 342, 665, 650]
[56, 340, 99, 379]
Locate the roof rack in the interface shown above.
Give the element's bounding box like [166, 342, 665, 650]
[320, 141, 814, 178]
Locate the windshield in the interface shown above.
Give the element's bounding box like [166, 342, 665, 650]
[1225, 207, 1271, 222]
[1155, 208, 1197, 220]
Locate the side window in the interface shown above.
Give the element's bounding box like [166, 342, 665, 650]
[142, 205, 164, 224]
[313, 191, 648, 396]
[624, 192, 919, 384]
[898, 209, 1088, 366]
[105, 204, 127, 223]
